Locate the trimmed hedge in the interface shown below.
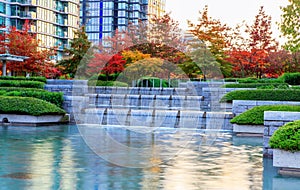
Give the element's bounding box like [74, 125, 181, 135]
[222, 83, 288, 88]
[4, 91, 63, 108]
[279, 73, 300, 85]
[269, 120, 300, 152]
[230, 105, 300, 125]
[220, 89, 300, 103]
[88, 80, 128, 87]
[0, 87, 63, 107]
[0, 80, 44, 89]
[0, 96, 65, 116]
[224, 77, 283, 83]
[0, 87, 45, 92]
[0, 76, 47, 83]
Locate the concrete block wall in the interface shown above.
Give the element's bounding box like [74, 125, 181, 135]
[233, 100, 300, 116]
[263, 111, 300, 157]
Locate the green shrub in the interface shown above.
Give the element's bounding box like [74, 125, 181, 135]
[88, 80, 128, 87]
[137, 77, 169, 87]
[279, 72, 300, 85]
[0, 76, 46, 83]
[257, 85, 275, 89]
[223, 78, 239, 82]
[236, 77, 283, 83]
[291, 86, 300, 90]
[230, 105, 300, 125]
[269, 120, 300, 152]
[0, 87, 45, 92]
[4, 90, 63, 108]
[0, 80, 44, 89]
[0, 96, 65, 116]
[222, 83, 288, 88]
[220, 89, 300, 103]
[0, 87, 63, 107]
[97, 73, 120, 81]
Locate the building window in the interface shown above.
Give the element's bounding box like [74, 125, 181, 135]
[0, 2, 5, 14]
[0, 16, 5, 27]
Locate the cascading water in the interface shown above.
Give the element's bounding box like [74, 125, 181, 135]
[82, 86, 232, 129]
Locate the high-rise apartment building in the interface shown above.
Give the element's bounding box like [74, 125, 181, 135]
[148, 0, 165, 18]
[0, 0, 80, 60]
[80, 0, 166, 44]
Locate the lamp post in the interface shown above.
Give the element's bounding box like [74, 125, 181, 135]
[0, 54, 29, 76]
[0, 38, 29, 76]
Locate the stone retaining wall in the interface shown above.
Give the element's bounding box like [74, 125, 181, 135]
[233, 100, 300, 116]
[263, 111, 300, 157]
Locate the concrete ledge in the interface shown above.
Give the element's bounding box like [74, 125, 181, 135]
[233, 124, 264, 136]
[0, 114, 66, 126]
[273, 149, 300, 171]
[264, 111, 300, 121]
[233, 100, 300, 116]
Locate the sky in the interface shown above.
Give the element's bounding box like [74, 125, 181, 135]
[165, 0, 289, 44]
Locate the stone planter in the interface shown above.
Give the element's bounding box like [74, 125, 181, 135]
[0, 114, 67, 126]
[233, 124, 264, 136]
[273, 149, 300, 176]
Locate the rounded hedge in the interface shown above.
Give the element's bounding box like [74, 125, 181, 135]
[0, 87, 63, 107]
[0, 80, 44, 89]
[0, 96, 65, 116]
[269, 120, 300, 152]
[230, 105, 300, 125]
[220, 89, 300, 103]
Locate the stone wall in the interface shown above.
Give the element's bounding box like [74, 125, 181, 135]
[233, 100, 300, 116]
[45, 80, 88, 123]
[263, 111, 300, 157]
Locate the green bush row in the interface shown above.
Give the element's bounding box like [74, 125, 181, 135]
[136, 77, 169, 87]
[222, 83, 288, 88]
[88, 80, 128, 87]
[220, 89, 300, 103]
[230, 105, 300, 125]
[269, 120, 300, 152]
[0, 76, 47, 83]
[224, 77, 283, 83]
[279, 73, 300, 85]
[0, 96, 65, 116]
[0, 80, 44, 89]
[0, 87, 63, 107]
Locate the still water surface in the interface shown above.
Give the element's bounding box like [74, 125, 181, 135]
[0, 125, 299, 190]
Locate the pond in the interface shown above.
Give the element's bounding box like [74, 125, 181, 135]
[0, 125, 299, 190]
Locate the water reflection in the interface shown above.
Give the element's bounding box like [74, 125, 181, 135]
[0, 125, 299, 190]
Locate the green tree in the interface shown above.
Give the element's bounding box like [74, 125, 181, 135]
[187, 39, 222, 80]
[58, 26, 92, 78]
[279, 0, 300, 52]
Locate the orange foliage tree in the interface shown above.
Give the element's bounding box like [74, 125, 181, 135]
[188, 5, 232, 77]
[0, 20, 58, 77]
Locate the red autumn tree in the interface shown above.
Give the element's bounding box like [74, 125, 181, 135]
[245, 6, 278, 78]
[0, 20, 58, 77]
[87, 53, 126, 80]
[226, 6, 278, 78]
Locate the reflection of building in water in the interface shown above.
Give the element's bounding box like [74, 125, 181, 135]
[28, 138, 77, 189]
[140, 138, 263, 190]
